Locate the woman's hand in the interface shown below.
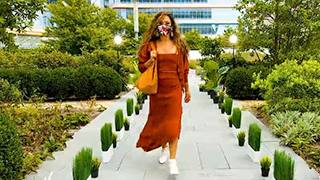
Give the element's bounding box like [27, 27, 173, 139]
[144, 50, 157, 68]
[184, 90, 191, 103]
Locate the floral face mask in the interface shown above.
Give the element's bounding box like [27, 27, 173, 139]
[158, 25, 172, 36]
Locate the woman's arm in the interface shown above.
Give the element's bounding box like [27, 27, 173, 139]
[138, 44, 150, 73]
[183, 55, 190, 91]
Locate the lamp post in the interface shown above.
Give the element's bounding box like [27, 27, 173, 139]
[114, 35, 122, 72]
[229, 35, 238, 68]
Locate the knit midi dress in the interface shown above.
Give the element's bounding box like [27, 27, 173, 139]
[136, 41, 189, 152]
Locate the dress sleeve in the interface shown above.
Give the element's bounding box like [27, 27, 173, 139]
[184, 54, 189, 85]
[138, 43, 150, 73]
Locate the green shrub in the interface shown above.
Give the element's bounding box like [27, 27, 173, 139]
[274, 150, 295, 180]
[260, 156, 272, 170]
[225, 97, 233, 115]
[124, 118, 130, 131]
[225, 66, 271, 99]
[64, 113, 91, 129]
[252, 60, 320, 113]
[72, 147, 92, 180]
[135, 104, 140, 115]
[237, 131, 246, 146]
[0, 112, 24, 180]
[0, 78, 22, 102]
[248, 123, 261, 151]
[112, 132, 118, 148]
[115, 109, 124, 131]
[91, 157, 101, 173]
[232, 108, 242, 129]
[189, 60, 198, 69]
[46, 67, 75, 99]
[126, 98, 134, 116]
[100, 123, 112, 151]
[74, 65, 122, 99]
[270, 111, 300, 137]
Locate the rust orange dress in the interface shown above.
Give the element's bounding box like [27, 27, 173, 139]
[136, 41, 189, 152]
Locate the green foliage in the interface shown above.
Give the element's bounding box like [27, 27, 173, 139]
[189, 60, 198, 69]
[260, 156, 272, 170]
[0, 0, 45, 50]
[236, 0, 320, 64]
[269, 111, 300, 137]
[184, 29, 201, 50]
[232, 108, 242, 129]
[0, 112, 24, 180]
[91, 157, 101, 173]
[135, 91, 144, 104]
[237, 131, 246, 141]
[112, 132, 118, 144]
[73, 65, 122, 99]
[0, 65, 122, 100]
[199, 36, 223, 58]
[274, 150, 295, 180]
[124, 118, 130, 131]
[225, 97, 233, 115]
[248, 123, 261, 151]
[64, 113, 91, 129]
[252, 60, 320, 113]
[100, 123, 112, 151]
[72, 147, 92, 180]
[115, 109, 124, 131]
[45, 1, 115, 55]
[225, 65, 271, 99]
[126, 98, 134, 116]
[125, 13, 153, 38]
[42, 134, 64, 153]
[0, 78, 22, 102]
[135, 104, 140, 114]
[203, 60, 229, 92]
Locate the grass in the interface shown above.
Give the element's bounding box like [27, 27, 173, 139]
[248, 123, 261, 151]
[72, 147, 92, 180]
[274, 150, 295, 180]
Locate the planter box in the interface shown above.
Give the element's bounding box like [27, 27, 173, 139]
[102, 147, 113, 163]
[116, 127, 124, 141]
[127, 116, 134, 123]
[247, 145, 261, 163]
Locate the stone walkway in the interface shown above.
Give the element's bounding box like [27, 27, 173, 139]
[26, 70, 319, 180]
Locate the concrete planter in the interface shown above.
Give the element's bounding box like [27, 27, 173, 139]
[127, 116, 134, 123]
[116, 127, 124, 141]
[247, 145, 261, 163]
[102, 147, 113, 163]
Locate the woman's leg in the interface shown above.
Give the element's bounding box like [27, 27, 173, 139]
[169, 138, 178, 159]
[168, 138, 179, 175]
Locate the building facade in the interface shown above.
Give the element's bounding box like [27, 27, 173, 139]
[34, 0, 239, 36]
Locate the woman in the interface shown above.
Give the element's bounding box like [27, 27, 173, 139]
[136, 12, 191, 175]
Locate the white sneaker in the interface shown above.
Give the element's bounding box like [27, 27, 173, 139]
[168, 159, 179, 175]
[158, 146, 169, 164]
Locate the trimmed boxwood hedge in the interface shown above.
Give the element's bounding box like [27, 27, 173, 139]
[0, 112, 24, 180]
[225, 65, 271, 99]
[0, 65, 122, 100]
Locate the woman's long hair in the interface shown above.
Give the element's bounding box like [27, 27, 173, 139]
[138, 11, 189, 56]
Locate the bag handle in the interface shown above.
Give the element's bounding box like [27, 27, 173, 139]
[150, 41, 156, 52]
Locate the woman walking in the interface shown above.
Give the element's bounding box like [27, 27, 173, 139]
[136, 12, 191, 175]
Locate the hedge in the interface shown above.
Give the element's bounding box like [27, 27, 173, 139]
[225, 65, 271, 99]
[0, 65, 122, 100]
[0, 112, 24, 180]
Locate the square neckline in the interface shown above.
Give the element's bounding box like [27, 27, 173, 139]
[154, 41, 179, 55]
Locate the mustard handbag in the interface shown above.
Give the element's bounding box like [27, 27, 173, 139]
[134, 42, 158, 94]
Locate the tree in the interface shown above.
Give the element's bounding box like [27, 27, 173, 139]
[199, 36, 223, 58]
[0, 0, 45, 51]
[236, 0, 320, 64]
[125, 13, 153, 39]
[184, 29, 201, 50]
[44, 0, 115, 55]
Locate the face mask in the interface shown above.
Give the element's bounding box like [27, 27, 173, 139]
[158, 25, 172, 36]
